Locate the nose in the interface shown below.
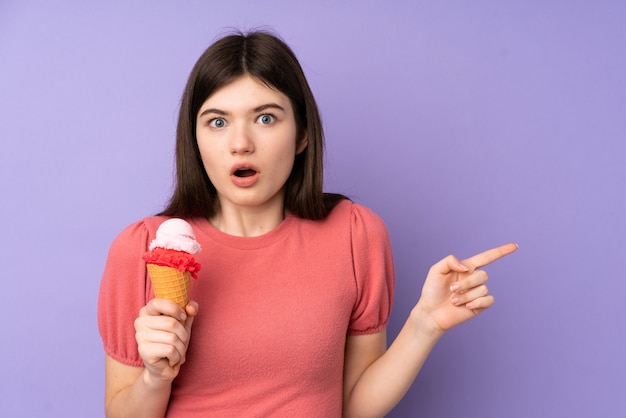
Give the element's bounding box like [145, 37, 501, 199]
[230, 123, 255, 155]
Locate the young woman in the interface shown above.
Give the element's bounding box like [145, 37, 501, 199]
[98, 31, 517, 417]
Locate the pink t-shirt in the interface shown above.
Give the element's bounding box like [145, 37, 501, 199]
[98, 200, 394, 417]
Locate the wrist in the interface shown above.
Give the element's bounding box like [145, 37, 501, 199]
[409, 304, 446, 340]
[141, 368, 174, 394]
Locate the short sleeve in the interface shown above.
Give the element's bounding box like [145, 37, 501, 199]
[347, 204, 395, 335]
[97, 220, 153, 367]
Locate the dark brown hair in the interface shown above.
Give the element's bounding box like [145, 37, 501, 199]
[159, 30, 345, 220]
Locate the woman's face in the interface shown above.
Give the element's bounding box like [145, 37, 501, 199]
[196, 75, 307, 214]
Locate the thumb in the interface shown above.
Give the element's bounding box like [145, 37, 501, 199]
[184, 300, 199, 331]
[431, 254, 470, 275]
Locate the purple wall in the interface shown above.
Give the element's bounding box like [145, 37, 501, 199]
[2, 1, 625, 416]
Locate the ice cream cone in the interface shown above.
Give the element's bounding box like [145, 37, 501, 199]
[146, 264, 191, 309]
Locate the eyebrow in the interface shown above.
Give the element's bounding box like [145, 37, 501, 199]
[198, 103, 286, 118]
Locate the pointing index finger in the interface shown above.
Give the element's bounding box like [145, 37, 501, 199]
[462, 243, 518, 271]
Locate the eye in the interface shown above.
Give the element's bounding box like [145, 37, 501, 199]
[209, 117, 226, 128]
[257, 114, 275, 125]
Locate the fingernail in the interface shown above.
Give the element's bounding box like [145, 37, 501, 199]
[457, 262, 470, 272]
[451, 297, 460, 305]
[450, 283, 461, 293]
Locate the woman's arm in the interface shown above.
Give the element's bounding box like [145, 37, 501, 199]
[104, 356, 171, 418]
[104, 299, 198, 418]
[342, 313, 442, 418]
[343, 243, 517, 418]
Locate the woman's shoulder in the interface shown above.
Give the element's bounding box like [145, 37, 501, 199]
[321, 199, 387, 234]
[328, 198, 384, 221]
[110, 215, 213, 252]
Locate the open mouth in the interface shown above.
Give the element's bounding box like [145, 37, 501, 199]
[234, 168, 257, 178]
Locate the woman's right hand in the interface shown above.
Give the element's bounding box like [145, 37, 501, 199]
[134, 299, 198, 383]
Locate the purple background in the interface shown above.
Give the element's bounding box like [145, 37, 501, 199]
[1, 1, 625, 417]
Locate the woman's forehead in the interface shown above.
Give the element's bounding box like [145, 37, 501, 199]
[199, 75, 290, 113]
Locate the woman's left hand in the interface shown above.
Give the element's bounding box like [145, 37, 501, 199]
[415, 243, 518, 333]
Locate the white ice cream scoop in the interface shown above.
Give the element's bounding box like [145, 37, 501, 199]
[149, 218, 202, 254]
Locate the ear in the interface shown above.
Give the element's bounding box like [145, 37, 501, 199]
[295, 131, 308, 155]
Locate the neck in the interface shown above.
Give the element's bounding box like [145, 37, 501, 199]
[210, 199, 286, 237]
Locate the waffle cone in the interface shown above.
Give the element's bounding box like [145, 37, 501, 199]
[146, 264, 191, 308]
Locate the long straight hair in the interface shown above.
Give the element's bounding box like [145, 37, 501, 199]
[159, 30, 345, 220]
